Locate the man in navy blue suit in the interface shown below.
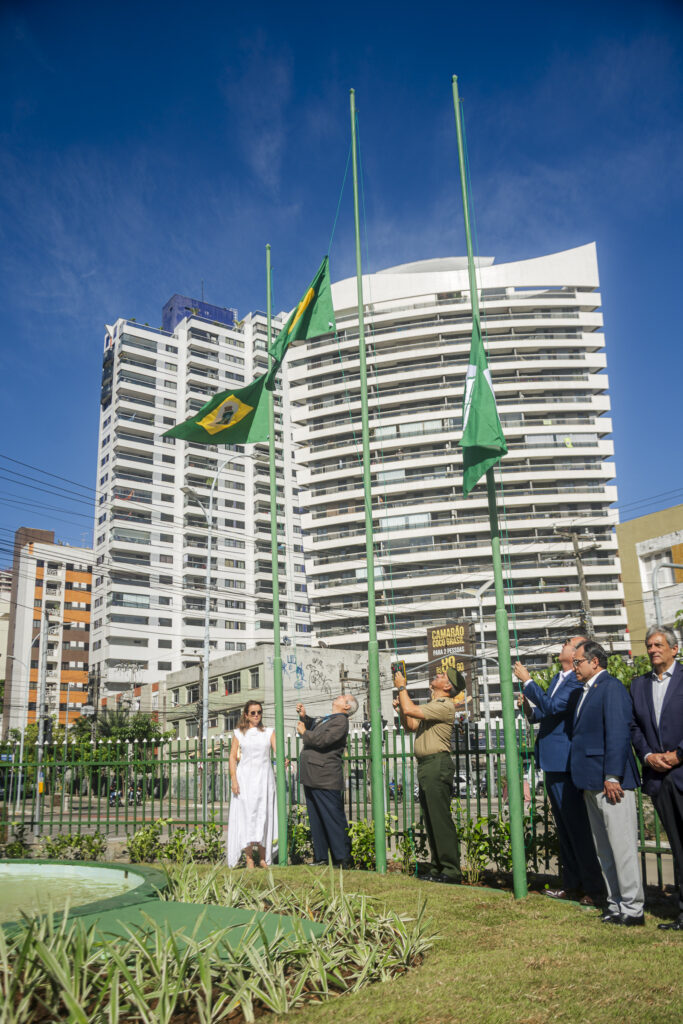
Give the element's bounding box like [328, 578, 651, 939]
[515, 635, 603, 905]
[571, 640, 644, 925]
[630, 626, 683, 931]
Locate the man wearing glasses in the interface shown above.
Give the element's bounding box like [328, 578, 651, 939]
[570, 640, 644, 925]
[514, 635, 603, 905]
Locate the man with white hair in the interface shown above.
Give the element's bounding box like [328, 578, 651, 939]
[631, 625, 683, 931]
[296, 693, 358, 866]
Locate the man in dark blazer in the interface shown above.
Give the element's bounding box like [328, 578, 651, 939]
[514, 634, 603, 904]
[630, 625, 683, 931]
[570, 640, 644, 925]
[296, 693, 358, 865]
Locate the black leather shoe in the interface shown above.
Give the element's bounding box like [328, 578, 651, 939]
[619, 913, 645, 927]
[658, 918, 683, 931]
[601, 911, 621, 924]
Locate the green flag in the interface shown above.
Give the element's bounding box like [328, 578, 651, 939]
[460, 314, 507, 496]
[269, 255, 336, 365]
[162, 372, 271, 445]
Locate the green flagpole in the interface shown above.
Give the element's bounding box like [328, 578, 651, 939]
[266, 243, 288, 864]
[451, 75, 527, 899]
[350, 88, 386, 873]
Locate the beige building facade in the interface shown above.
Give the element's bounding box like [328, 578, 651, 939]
[616, 503, 683, 655]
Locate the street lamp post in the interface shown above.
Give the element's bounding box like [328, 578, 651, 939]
[182, 450, 266, 822]
[651, 562, 683, 628]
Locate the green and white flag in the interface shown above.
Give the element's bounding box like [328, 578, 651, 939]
[162, 372, 271, 446]
[460, 314, 507, 496]
[268, 255, 336, 365]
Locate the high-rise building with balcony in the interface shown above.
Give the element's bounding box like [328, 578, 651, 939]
[288, 244, 628, 709]
[2, 528, 92, 736]
[92, 296, 310, 696]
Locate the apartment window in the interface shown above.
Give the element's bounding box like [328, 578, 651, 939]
[249, 667, 259, 690]
[164, 344, 178, 354]
[158, 596, 171, 606]
[158, 639, 172, 648]
[158, 661, 172, 671]
[224, 673, 241, 695]
[159, 554, 173, 563]
[161, 474, 175, 483]
[159, 533, 173, 543]
[162, 417, 175, 426]
[224, 710, 240, 731]
[163, 362, 177, 371]
[296, 624, 312, 633]
[187, 685, 199, 703]
[186, 721, 198, 738]
[158, 617, 172, 627]
[162, 400, 177, 409]
[159, 574, 173, 583]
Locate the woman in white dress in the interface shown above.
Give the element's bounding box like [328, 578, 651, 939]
[227, 701, 278, 869]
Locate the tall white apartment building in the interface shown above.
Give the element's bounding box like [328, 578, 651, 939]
[92, 295, 310, 694]
[288, 244, 628, 709]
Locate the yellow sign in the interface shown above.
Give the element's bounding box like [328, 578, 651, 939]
[198, 394, 253, 435]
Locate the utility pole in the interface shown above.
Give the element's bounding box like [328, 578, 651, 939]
[555, 528, 597, 636]
[35, 609, 49, 832]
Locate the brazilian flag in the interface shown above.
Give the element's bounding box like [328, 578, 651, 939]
[269, 255, 336, 364]
[162, 372, 270, 445]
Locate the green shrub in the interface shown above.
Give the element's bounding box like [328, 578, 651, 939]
[288, 804, 313, 864]
[394, 827, 428, 875]
[163, 822, 223, 864]
[3, 823, 32, 859]
[457, 815, 489, 884]
[125, 818, 167, 862]
[348, 814, 397, 870]
[42, 831, 106, 861]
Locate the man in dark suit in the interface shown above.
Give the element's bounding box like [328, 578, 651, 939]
[630, 625, 683, 931]
[514, 634, 603, 904]
[296, 694, 358, 865]
[570, 640, 644, 925]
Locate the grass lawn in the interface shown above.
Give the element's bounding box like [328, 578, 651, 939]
[263, 867, 681, 1024]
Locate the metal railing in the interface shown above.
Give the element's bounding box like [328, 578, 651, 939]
[0, 726, 672, 888]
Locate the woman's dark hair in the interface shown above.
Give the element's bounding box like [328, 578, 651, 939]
[237, 700, 264, 732]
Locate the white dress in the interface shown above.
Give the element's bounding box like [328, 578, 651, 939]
[226, 726, 277, 867]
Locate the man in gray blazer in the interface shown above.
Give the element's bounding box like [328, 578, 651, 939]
[296, 694, 358, 865]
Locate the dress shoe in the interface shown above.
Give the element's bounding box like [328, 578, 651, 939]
[544, 888, 580, 901]
[579, 893, 602, 907]
[601, 911, 621, 924]
[658, 918, 683, 931]
[619, 913, 645, 927]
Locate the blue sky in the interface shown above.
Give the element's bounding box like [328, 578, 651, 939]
[1, 0, 682, 554]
